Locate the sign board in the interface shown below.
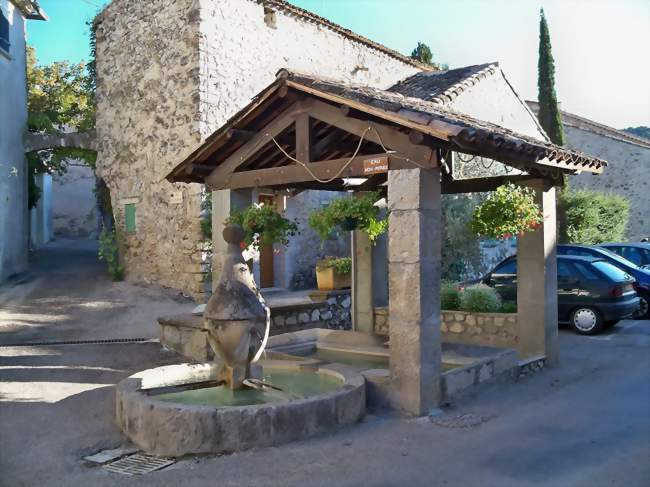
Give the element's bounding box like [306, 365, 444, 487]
[363, 156, 389, 175]
[169, 191, 183, 205]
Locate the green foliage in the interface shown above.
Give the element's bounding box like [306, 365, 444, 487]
[200, 191, 212, 240]
[227, 204, 298, 250]
[537, 9, 565, 145]
[559, 188, 630, 244]
[471, 184, 543, 240]
[316, 256, 352, 275]
[26, 46, 95, 132]
[441, 194, 483, 281]
[459, 285, 501, 313]
[308, 192, 388, 243]
[500, 301, 517, 314]
[410, 42, 433, 65]
[98, 229, 124, 281]
[441, 282, 461, 311]
[622, 126, 650, 140]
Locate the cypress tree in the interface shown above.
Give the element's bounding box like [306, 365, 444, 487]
[537, 9, 565, 145]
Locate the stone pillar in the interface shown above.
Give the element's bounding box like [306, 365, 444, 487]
[212, 189, 252, 292]
[387, 168, 442, 416]
[351, 229, 373, 333]
[517, 180, 559, 365]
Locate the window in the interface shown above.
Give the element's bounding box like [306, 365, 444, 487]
[574, 262, 599, 280]
[494, 260, 517, 275]
[621, 247, 643, 266]
[0, 1, 9, 54]
[557, 261, 575, 279]
[592, 261, 630, 282]
[124, 203, 136, 233]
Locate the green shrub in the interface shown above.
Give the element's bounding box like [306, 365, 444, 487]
[500, 301, 517, 314]
[459, 284, 501, 313]
[227, 204, 298, 250]
[98, 229, 124, 281]
[441, 282, 461, 310]
[316, 256, 352, 275]
[559, 188, 630, 244]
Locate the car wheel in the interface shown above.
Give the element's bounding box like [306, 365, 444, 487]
[570, 307, 604, 335]
[633, 292, 649, 319]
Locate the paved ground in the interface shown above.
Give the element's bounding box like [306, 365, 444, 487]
[1, 240, 649, 487]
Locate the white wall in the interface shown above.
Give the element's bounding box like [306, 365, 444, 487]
[0, 3, 28, 280]
[51, 164, 97, 239]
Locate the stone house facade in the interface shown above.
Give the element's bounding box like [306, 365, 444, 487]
[528, 101, 649, 241]
[94, 0, 422, 298]
[0, 0, 45, 281]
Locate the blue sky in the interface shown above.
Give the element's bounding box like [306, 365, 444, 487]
[27, 0, 649, 128]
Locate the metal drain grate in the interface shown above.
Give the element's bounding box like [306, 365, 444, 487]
[0, 337, 152, 348]
[103, 453, 174, 476]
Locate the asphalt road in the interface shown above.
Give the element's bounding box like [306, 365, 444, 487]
[0, 240, 648, 487]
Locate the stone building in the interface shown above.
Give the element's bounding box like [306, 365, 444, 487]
[0, 0, 46, 281]
[94, 0, 423, 297]
[528, 101, 650, 241]
[95, 0, 548, 298]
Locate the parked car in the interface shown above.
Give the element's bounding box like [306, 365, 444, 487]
[557, 244, 650, 319]
[475, 255, 639, 335]
[598, 242, 650, 270]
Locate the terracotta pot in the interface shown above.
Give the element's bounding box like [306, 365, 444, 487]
[316, 264, 351, 291]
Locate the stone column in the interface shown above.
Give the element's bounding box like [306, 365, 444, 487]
[516, 180, 559, 365]
[212, 189, 252, 292]
[387, 168, 442, 416]
[351, 229, 374, 333]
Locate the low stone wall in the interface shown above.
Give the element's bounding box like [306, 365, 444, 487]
[271, 290, 351, 333]
[373, 308, 518, 349]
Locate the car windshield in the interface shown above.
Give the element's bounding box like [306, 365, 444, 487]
[596, 247, 641, 271]
[592, 261, 632, 282]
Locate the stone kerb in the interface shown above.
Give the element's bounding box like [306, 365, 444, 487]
[374, 307, 519, 349]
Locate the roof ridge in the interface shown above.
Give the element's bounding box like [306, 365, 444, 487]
[526, 101, 650, 149]
[256, 0, 432, 71]
[428, 63, 499, 106]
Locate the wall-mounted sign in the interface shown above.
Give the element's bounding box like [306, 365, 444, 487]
[363, 156, 389, 175]
[169, 191, 183, 205]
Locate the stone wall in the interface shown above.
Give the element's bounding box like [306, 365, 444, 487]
[271, 290, 351, 333]
[0, 3, 29, 281]
[374, 307, 519, 350]
[95, 0, 419, 299]
[564, 126, 649, 240]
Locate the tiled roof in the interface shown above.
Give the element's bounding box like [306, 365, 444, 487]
[388, 63, 499, 105]
[255, 0, 431, 71]
[282, 70, 606, 172]
[11, 0, 47, 20]
[527, 101, 650, 149]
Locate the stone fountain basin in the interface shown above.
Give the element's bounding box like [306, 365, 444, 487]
[115, 359, 365, 457]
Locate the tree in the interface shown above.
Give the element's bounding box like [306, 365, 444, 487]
[537, 9, 565, 145]
[441, 194, 484, 281]
[410, 42, 433, 66]
[623, 126, 650, 140]
[558, 188, 630, 244]
[25, 46, 96, 208]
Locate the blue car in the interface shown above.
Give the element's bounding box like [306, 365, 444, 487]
[557, 244, 650, 319]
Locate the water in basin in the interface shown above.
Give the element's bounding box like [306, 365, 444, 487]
[289, 347, 458, 371]
[154, 369, 342, 407]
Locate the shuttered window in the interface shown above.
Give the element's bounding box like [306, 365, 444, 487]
[0, 6, 9, 53]
[124, 203, 136, 233]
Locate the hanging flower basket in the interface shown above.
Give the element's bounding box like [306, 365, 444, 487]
[470, 183, 543, 240]
[226, 204, 298, 251]
[308, 191, 388, 243]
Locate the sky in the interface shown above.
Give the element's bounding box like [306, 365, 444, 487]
[26, 0, 650, 129]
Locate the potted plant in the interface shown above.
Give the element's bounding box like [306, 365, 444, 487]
[308, 191, 388, 243]
[470, 183, 543, 240]
[226, 204, 298, 251]
[315, 256, 352, 291]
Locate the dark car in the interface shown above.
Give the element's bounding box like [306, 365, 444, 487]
[479, 255, 639, 335]
[558, 244, 650, 319]
[599, 242, 650, 269]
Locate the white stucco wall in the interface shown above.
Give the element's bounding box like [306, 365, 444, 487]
[52, 164, 97, 239]
[0, 2, 28, 280]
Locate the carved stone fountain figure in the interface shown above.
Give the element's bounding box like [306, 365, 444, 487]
[203, 224, 269, 389]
